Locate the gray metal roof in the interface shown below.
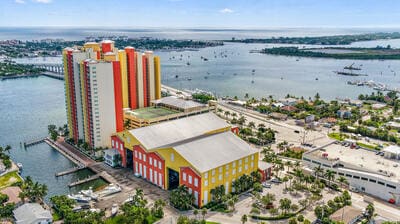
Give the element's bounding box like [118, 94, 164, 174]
[151, 96, 205, 110]
[13, 203, 52, 224]
[128, 113, 229, 150]
[174, 132, 256, 173]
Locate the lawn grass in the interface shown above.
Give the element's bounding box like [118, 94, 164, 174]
[206, 222, 220, 224]
[0, 171, 23, 189]
[356, 142, 379, 150]
[328, 132, 347, 141]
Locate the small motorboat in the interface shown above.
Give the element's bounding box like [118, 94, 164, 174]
[17, 163, 23, 169]
[123, 196, 133, 204]
[111, 204, 119, 216]
[100, 184, 122, 197]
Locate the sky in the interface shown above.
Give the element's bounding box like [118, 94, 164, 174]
[1, 0, 400, 28]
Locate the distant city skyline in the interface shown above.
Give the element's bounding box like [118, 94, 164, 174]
[1, 0, 400, 28]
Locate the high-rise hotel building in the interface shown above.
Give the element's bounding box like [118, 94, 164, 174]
[63, 40, 161, 148]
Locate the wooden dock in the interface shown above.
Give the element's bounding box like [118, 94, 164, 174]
[55, 166, 86, 177]
[68, 171, 106, 187]
[24, 137, 46, 148]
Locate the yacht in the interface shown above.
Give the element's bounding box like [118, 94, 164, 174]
[17, 163, 23, 169]
[80, 187, 98, 201]
[111, 204, 119, 216]
[100, 184, 122, 197]
[68, 193, 91, 203]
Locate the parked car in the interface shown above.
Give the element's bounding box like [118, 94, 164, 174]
[270, 178, 282, 184]
[262, 183, 271, 188]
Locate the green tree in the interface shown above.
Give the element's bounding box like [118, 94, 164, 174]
[365, 203, 375, 221]
[279, 198, 292, 214]
[260, 193, 276, 209]
[201, 208, 207, 220]
[241, 214, 248, 224]
[170, 185, 195, 210]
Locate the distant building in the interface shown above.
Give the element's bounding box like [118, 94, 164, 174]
[305, 114, 315, 123]
[0, 186, 22, 205]
[337, 110, 352, 119]
[13, 203, 52, 224]
[372, 103, 386, 110]
[386, 121, 400, 130]
[329, 205, 363, 224]
[383, 145, 400, 160]
[349, 100, 363, 107]
[269, 112, 288, 120]
[279, 98, 298, 106]
[281, 105, 298, 112]
[272, 102, 285, 108]
[63, 41, 161, 148]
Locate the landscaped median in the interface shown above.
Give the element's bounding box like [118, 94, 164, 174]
[249, 206, 306, 221]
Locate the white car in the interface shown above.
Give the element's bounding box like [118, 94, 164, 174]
[262, 183, 271, 188]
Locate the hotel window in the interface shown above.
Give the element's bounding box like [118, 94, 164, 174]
[170, 153, 174, 162]
[219, 174, 222, 181]
[212, 169, 215, 176]
[158, 161, 162, 169]
[149, 158, 152, 165]
[183, 173, 186, 181]
[194, 178, 198, 187]
[189, 175, 192, 184]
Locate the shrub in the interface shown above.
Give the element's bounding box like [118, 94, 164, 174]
[297, 214, 304, 222]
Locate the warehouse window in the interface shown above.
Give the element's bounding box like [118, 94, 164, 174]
[149, 158, 152, 165]
[387, 184, 396, 189]
[204, 180, 208, 187]
[369, 179, 376, 183]
[194, 178, 198, 187]
[378, 181, 385, 185]
[226, 164, 229, 170]
[183, 172, 186, 181]
[219, 174, 222, 181]
[353, 176, 360, 179]
[219, 167, 222, 173]
[212, 169, 215, 176]
[158, 161, 162, 169]
[205, 173, 208, 179]
[189, 175, 192, 184]
[361, 177, 368, 181]
[170, 153, 174, 162]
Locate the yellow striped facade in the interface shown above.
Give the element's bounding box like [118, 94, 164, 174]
[79, 62, 90, 142]
[154, 56, 162, 99]
[118, 50, 129, 108]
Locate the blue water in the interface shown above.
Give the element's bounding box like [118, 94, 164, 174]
[0, 76, 105, 200]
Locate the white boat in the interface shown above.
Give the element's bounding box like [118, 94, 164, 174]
[80, 187, 98, 201]
[100, 184, 122, 197]
[123, 196, 133, 204]
[67, 193, 91, 203]
[111, 203, 119, 216]
[17, 163, 23, 169]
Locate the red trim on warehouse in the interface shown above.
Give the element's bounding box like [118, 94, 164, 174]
[132, 145, 165, 189]
[112, 61, 124, 132]
[125, 48, 137, 109]
[101, 42, 112, 53]
[111, 135, 127, 167]
[180, 166, 202, 206]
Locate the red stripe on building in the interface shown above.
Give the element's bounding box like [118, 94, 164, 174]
[96, 51, 101, 60]
[125, 48, 137, 109]
[111, 135, 126, 167]
[101, 42, 112, 53]
[112, 61, 124, 132]
[142, 56, 148, 107]
[67, 51, 78, 144]
[132, 145, 165, 189]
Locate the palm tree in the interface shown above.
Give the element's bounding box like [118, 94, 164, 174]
[4, 145, 11, 154]
[325, 170, 335, 187]
[285, 161, 292, 172]
[201, 208, 207, 220]
[365, 203, 375, 221]
[282, 176, 289, 189]
[217, 108, 223, 114]
[261, 193, 276, 209]
[241, 214, 248, 224]
[279, 198, 292, 214]
[232, 112, 237, 118]
[248, 121, 256, 130]
[258, 123, 266, 132]
[337, 176, 348, 188]
[313, 165, 324, 181]
[224, 111, 231, 119]
[193, 209, 199, 219]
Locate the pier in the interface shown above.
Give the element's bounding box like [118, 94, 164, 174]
[23, 137, 47, 148]
[68, 171, 109, 187]
[42, 72, 64, 80]
[55, 165, 86, 177]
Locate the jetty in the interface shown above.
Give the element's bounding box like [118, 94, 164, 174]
[23, 137, 46, 148]
[55, 165, 86, 177]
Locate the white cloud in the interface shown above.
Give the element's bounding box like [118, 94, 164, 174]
[15, 0, 25, 4]
[32, 0, 52, 3]
[219, 8, 234, 14]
